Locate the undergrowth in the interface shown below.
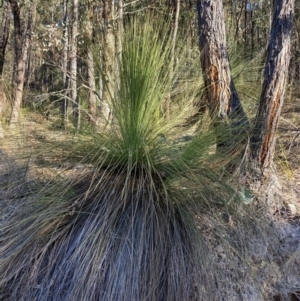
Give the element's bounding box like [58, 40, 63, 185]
[0, 17, 279, 301]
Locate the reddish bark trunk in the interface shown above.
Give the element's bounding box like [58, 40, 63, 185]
[197, 0, 248, 151]
[250, 0, 295, 176]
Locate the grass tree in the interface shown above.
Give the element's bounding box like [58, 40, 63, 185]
[0, 18, 263, 301]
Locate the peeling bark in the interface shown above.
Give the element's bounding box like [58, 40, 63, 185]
[251, 0, 295, 176]
[197, 0, 230, 118]
[197, 0, 249, 151]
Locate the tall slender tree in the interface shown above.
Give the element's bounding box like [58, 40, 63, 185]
[22, 0, 36, 87]
[0, 0, 10, 137]
[197, 0, 249, 151]
[117, 0, 123, 63]
[8, 0, 24, 129]
[101, 0, 115, 127]
[251, 0, 295, 176]
[62, 0, 69, 128]
[0, 1, 10, 76]
[8, 0, 35, 129]
[165, 0, 180, 120]
[86, 0, 97, 124]
[70, 0, 79, 129]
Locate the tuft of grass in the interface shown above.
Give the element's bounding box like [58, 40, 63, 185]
[0, 17, 272, 301]
[275, 137, 294, 179]
[228, 46, 265, 120]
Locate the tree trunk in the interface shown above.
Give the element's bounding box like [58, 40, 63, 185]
[101, 0, 115, 127]
[22, 1, 35, 87]
[244, 0, 248, 56]
[0, 1, 10, 75]
[0, 0, 11, 137]
[62, 0, 69, 129]
[250, 0, 295, 176]
[87, 49, 97, 123]
[86, 1, 97, 124]
[165, 0, 180, 121]
[234, 1, 243, 42]
[115, 0, 123, 102]
[197, 0, 249, 150]
[70, 0, 79, 130]
[117, 0, 123, 63]
[8, 0, 25, 129]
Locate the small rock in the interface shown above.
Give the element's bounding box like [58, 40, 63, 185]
[287, 204, 298, 216]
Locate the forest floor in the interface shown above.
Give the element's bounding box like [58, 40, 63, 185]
[264, 99, 300, 301]
[0, 102, 300, 301]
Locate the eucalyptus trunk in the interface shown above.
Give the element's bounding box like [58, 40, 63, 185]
[87, 50, 97, 123]
[22, 0, 36, 86]
[117, 0, 123, 63]
[101, 0, 115, 127]
[115, 0, 123, 97]
[70, 0, 79, 130]
[9, 0, 34, 129]
[250, 0, 295, 176]
[0, 1, 10, 75]
[197, 0, 249, 151]
[86, 1, 97, 124]
[0, 0, 10, 137]
[165, 0, 180, 120]
[8, 0, 24, 129]
[171, 0, 180, 75]
[62, 0, 69, 128]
